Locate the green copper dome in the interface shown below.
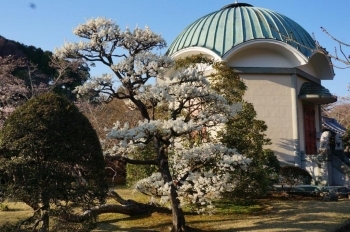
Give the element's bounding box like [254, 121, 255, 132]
[167, 3, 316, 58]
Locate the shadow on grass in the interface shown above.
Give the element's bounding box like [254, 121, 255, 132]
[332, 219, 350, 232]
[101, 214, 156, 224]
[197, 200, 350, 232]
[94, 198, 350, 232]
[198, 199, 348, 232]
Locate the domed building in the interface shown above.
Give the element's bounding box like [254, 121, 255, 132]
[167, 2, 347, 185]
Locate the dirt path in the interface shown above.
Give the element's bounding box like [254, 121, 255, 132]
[193, 199, 350, 231]
[93, 198, 350, 231]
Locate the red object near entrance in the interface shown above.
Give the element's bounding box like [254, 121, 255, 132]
[303, 104, 317, 154]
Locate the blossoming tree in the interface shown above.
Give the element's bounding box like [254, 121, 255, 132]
[54, 17, 249, 231]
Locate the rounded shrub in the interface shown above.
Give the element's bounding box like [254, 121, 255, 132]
[0, 92, 108, 211]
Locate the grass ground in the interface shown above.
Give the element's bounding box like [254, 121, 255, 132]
[0, 201, 33, 226]
[1, 188, 350, 232]
[92, 188, 350, 232]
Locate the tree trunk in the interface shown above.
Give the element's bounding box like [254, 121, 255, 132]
[158, 146, 187, 231]
[61, 191, 171, 223]
[169, 185, 187, 232]
[38, 203, 49, 232]
[62, 204, 145, 222]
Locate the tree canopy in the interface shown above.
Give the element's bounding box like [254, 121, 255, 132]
[0, 92, 108, 231]
[54, 17, 250, 231]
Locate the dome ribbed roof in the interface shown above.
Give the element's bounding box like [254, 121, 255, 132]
[298, 82, 337, 104]
[167, 3, 316, 57]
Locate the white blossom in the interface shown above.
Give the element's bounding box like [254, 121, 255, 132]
[54, 17, 249, 214]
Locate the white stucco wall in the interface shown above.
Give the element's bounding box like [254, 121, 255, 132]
[241, 74, 295, 164]
[297, 63, 317, 77]
[224, 41, 308, 68]
[227, 48, 293, 67]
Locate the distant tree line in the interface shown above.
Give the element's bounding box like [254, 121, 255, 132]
[0, 35, 90, 127]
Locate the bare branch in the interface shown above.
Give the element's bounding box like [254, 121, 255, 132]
[105, 154, 157, 165]
[321, 27, 350, 47]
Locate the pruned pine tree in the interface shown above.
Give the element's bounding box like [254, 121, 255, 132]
[54, 17, 249, 231]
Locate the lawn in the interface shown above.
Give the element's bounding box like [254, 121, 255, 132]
[0, 201, 33, 226]
[92, 188, 350, 232]
[1, 187, 350, 232]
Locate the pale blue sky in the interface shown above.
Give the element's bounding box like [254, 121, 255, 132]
[1, 0, 349, 96]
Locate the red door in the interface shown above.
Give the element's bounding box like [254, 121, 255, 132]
[303, 104, 317, 154]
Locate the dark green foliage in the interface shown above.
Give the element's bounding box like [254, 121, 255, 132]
[279, 165, 312, 190]
[220, 100, 280, 202]
[50, 60, 90, 101]
[7, 41, 57, 84]
[225, 149, 280, 205]
[21, 46, 56, 76]
[262, 149, 281, 177]
[2, 38, 55, 77]
[221, 102, 271, 156]
[0, 92, 108, 229]
[126, 144, 157, 187]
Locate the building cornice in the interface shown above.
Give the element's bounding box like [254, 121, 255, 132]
[232, 67, 320, 84]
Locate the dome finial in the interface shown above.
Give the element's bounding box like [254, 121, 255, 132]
[221, 2, 253, 9]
